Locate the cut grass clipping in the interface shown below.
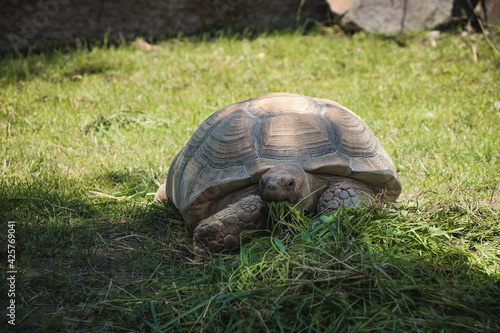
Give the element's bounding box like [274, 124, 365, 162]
[1, 28, 499, 331]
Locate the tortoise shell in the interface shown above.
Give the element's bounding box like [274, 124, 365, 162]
[166, 93, 401, 227]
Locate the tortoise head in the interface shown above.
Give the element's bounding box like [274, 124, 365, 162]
[259, 164, 313, 209]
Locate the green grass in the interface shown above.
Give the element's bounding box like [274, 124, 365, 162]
[1, 28, 499, 332]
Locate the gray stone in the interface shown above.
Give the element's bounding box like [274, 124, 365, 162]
[342, 0, 455, 34]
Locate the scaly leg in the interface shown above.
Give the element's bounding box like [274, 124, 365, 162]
[193, 195, 267, 257]
[317, 181, 372, 215]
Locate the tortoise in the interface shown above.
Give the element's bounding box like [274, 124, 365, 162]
[155, 93, 401, 256]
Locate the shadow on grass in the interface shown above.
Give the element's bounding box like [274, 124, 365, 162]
[1, 171, 499, 332]
[0, 49, 114, 84]
[0, 170, 189, 331]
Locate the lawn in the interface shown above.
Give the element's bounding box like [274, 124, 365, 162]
[1, 28, 499, 332]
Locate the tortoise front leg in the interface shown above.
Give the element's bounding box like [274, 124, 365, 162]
[193, 195, 267, 257]
[316, 180, 374, 215]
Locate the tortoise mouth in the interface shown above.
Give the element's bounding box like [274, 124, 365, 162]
[260, 177, 295, 202]
[258, 165, 307, 204]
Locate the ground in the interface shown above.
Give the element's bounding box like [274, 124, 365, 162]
[1, 27, 499, 331]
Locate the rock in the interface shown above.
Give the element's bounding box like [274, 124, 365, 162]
[0, 0, 328, 52]
[342, 0, 456, 34]
[427, 30, 441, 47]
[135, 37, 161, 51]
[474, 0, 500, 26]
[326, 0, 352, 16]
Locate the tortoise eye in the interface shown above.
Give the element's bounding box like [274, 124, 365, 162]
[286, 179, 295, 190]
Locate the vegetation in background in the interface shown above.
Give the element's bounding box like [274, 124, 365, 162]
[1, 27, 499, 331]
